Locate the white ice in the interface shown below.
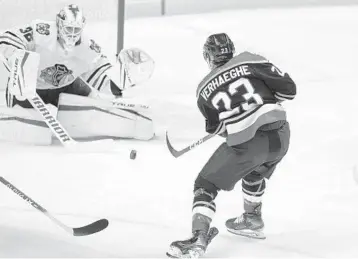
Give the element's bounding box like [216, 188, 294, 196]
[1, 5, 358, 258]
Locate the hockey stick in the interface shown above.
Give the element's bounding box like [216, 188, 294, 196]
[0, 52, 81, 147]
[165, 131, 215, 158]
[165, 122, 226, 158]
[0, 176, 109, 236]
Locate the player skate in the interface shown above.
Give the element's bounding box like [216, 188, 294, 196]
[226, 201, 265, 239]
[166, 227, 219, 258]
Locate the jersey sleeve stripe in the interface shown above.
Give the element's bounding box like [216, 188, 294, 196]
[0, 41, 23, 50]
[1, 32, 27, 49]
[275, 91, 295, 98]
[222, 103, 287, 146]
[0, 36, 25, 49]
[223, 105, 262, 125]
[86, 63, 111, 84]
[274, 92, 295, 100]
[5, 31, 23, 41]
[91, 65, 112, 87]
[0, 37, 26, 50]
[96, 75, 108, 91]
[274, 94, 290, 101]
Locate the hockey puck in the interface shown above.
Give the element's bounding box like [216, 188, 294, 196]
[130, 150, 137, 160]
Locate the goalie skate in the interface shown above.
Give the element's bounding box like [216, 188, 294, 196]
[166, 227, 219, 258]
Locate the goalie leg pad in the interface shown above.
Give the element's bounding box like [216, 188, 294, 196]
[57, 93, 155, 141]
[0, 106, 52, 145]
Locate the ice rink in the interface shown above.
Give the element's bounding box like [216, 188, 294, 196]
[1, 5, 358, 258]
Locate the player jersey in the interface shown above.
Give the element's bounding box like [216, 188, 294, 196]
[0, 20, 125, 95]
[196, 51, 296, 146]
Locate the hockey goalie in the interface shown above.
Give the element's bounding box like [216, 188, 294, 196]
[0, 4, 155, 145]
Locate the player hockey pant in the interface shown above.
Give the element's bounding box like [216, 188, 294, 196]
[192, 120, 290, 232]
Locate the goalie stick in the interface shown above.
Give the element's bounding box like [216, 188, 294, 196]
[0, 51, 137, 157]
[0, 52, 84, 147]
[0, 52, 79, 143]
[0, 176, 109, 236]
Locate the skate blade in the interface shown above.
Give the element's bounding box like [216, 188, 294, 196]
[166, 246, 201, 259]
[166, 246, 187, 259]
[227, 228, 266, 239]
[167, 245, 181, 258]
[166, 252, 200, 259]
[166, 252, 179, 258]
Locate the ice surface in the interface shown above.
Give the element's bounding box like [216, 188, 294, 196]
[0, 5, 358, 258]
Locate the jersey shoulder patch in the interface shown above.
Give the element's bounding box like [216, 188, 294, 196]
[32, 20, 55, 37]
[89, 39, 102, 53]
[35, 23, 51, 35]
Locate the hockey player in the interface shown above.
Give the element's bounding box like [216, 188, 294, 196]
[167, 33, 296, 258]
[0, 4, 155, 144]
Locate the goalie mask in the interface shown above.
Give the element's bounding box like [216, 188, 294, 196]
[56, 4, 86, 50]
[203, 33, 235, 70]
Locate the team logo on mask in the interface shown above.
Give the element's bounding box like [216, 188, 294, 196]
[40, 64, 74, 87]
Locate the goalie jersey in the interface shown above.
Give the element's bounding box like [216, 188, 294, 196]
[196, 51, 296, 146]
[0, 19, 125, 96]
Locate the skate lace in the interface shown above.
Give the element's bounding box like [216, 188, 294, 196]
[234, 215, 245, 224]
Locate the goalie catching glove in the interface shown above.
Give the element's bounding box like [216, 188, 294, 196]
[108, 47, 155, 91]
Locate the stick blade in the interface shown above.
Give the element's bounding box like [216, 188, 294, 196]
[73, 219, 109, 236]
[165, 131, 184, 158]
